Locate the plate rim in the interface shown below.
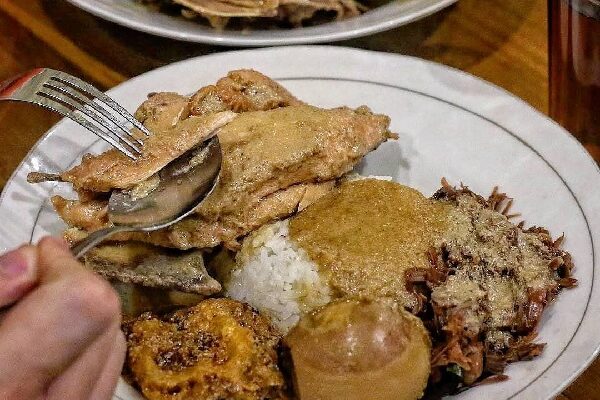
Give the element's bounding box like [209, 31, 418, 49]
[1, 45, 599, 399]
[63, 0, 457, 46]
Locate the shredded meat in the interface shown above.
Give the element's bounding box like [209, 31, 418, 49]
[405, 180, 576, 392]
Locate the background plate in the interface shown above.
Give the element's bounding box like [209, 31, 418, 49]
[0, 46, 599, 399]
[64, 0, 457, 46]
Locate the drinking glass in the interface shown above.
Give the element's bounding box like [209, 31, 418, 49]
[549, 0, 600, 160]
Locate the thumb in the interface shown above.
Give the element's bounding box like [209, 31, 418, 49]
[0, 245, 38, 308]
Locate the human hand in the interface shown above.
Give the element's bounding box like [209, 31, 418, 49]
[0, 237, 125, 400]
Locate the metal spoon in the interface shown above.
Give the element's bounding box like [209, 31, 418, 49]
[71, 136, 221, 258]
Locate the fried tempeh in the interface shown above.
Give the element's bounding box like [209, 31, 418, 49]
[84, 242, 221, 295]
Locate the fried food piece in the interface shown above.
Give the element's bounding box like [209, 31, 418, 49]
[31, 70, 392, 251]
[188, 69, 303, 115]
[84, 242, 221, 294]
[29, 69, 300, 192]
[152, 0, 364, 29]
[286, 299, 431, 400]
[124, 298, 289, 400]
[60, 111, 236, 192]
[197, 105, 390, 218]
[56, 104, 391, 249]
[62, 180, 336, 250]
[51, 196, 108, 231]
[113, 281, 206, 318]
[134, 92, 191, 133]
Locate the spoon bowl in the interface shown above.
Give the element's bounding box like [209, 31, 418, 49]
[71, 136, 221, 258]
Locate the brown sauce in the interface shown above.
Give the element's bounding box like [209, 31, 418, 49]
[289, 179, 451, 308]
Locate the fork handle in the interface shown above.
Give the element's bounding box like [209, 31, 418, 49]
[0, 68, 43, 99]
[70, 226, 132, 259]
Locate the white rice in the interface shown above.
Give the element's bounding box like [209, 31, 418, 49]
[223, 175, 393, 333]
[224, 220, 331, 333]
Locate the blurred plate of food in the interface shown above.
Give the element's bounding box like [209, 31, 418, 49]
[64, 0, 457, 46]
[1, 46, 599, 400]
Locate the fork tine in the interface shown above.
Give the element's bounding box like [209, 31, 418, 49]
[37, 86, 143, 157]
[31, 93, 137, 160]
[48, 70, 151, 136]
[42, 81, 144, 147]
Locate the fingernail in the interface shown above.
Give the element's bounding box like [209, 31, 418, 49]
[0, 251, 28, 279]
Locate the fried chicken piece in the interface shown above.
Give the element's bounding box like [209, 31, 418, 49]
[134, 92, 191, 133]
[51, 196, 108, 231]
[124, 298, 289, 400]
[61, 111, 236, 192]
[199, 105, 390, 217]
[31, 70, 392, 251]
[56, 104, 391, 249]
[31, 69, 300, 193]
[63, 180, 336, 250]
[189, 69, 303, 115]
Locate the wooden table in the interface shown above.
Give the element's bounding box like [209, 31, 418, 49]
[0, 0, 597, 398]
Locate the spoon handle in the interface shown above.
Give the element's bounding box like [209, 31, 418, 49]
[70, 226, 131, 259]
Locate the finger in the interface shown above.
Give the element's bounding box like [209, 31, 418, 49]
[37, 236, 83, 281]
[46, 321, 123, 400]
[0, 237, 121, 399]
[0, 245, 38, 308]
[89, 330, 127, 400]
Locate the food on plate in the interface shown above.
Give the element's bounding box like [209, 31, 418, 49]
[39, 73, 392, 251]
[124, 298, 289, 400]
[26, 69, 576, 397]
[220, 218, 333, 332]
[59, 111, 236, 193]
[113, 280, 206, 317]
[289, 178, 451, 309]
[139, 0, 366, 30]
[406, 182, 576, 389]
[55, 69, 303, 193]
[222, 178, 450, 331]
[221, 177, 576, 391]
[84, 242, 221, 294]
[83, 242, 219, 316]
[285, 299, 431, 400]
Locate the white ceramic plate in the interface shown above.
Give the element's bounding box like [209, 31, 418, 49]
[1, 46, 599, 400]
[64, 0, 456, 46]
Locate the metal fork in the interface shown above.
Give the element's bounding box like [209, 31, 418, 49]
[0, 68, 151, 160]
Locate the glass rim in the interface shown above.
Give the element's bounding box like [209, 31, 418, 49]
[561, 0, 600, 19]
